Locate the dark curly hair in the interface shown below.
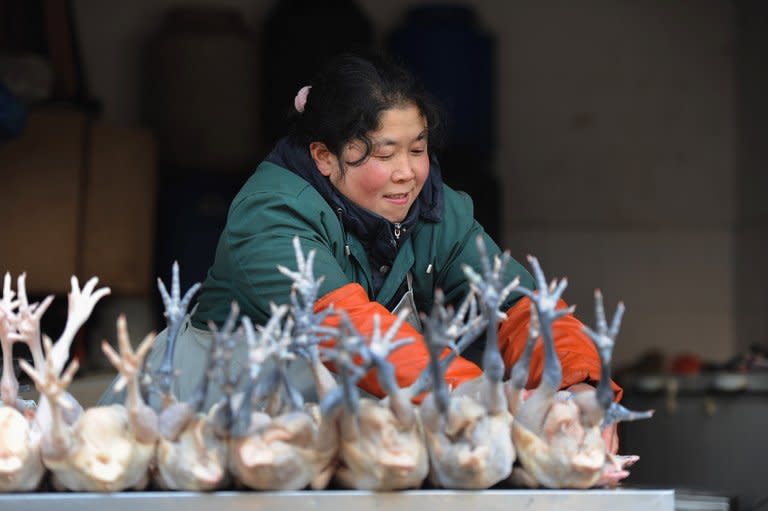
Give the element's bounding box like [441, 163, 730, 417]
[290, 52, 444, 173]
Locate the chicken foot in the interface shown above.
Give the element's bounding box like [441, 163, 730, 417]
[152, 262, 200, 408]
[0, 274, 45, 491]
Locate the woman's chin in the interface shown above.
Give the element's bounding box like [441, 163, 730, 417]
[378, 203, 412, 223]
[383, 212, 407, 223]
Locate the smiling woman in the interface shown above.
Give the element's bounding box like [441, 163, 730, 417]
[114, 52, 616, 428]
[311, 104, 430, 223]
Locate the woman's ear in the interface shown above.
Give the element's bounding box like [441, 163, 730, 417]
[309, 142, 337, 177]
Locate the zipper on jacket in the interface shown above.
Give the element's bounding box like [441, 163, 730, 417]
[393, 222, 404, 241]
[336, 207, 351, 256]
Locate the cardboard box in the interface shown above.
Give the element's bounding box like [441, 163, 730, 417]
[0, 107, 156, 295]
[82, 120, 156, 295]
[0, 107, 84, 292]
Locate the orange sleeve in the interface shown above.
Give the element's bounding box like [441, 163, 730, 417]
[498, 297, 623, 402]
[314, 283, 483, 398]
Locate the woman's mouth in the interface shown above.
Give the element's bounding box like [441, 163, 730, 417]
[383, 192, 409, 205]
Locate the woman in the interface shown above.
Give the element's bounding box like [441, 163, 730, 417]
[116, 54, 619, 447]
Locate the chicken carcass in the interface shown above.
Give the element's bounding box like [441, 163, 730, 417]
[151, 264, 229, 491]
[579, 289, 653, 486]
[0, 273, 47, 491]
[2, 274, 109, 494]
[229, 306, 338, 490]
[21, 312, 158, 492]
[419, 236, 517, 489]
[509, 258, 653, 488]
[320, 308, 428, 491]
[228, 237, 339, 491]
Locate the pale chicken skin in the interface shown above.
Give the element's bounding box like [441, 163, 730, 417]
[230, 402, 338, 490]
[509, 260, 652, 488]
[419, 239, 518, 489]
[334, 395, 428, 491]
[22, 315, 158, 492]
[1, 274, 109, 492]
[0, 273, 45, 491]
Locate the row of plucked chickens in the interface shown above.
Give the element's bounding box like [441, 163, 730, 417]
[0, 236, 652, 492]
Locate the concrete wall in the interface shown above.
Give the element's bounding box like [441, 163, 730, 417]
[72, 0, 741, 366]
[733, 1, 768, 355]
[490, 2, 736, 366]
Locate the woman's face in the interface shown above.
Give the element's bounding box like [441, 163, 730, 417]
[315, 103, 430, 223]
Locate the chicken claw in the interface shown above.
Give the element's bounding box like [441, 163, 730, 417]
[102, 315, 156, 394]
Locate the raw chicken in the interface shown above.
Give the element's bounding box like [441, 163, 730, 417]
[8, 275, 110, 491]
[321, 309, 428, 490]
[151, 264, 228, 490]
[0, 273, 46, 491]
[228, 237, 339, 490]
[21, 313, 158, 492]
[419, 236, 517, 489]
[510, 258, 653, 488]
[229, 307, 338, 490]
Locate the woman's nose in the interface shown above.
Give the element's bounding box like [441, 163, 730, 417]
[392, 156, 416, 181]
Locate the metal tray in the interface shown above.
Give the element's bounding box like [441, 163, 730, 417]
[1, 488, 674, 511]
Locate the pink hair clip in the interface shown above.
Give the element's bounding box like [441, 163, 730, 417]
[294, 85, 312, 113]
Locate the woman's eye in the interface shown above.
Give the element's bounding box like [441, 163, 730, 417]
[374, 153, 394, 160]
[411, 149, 425, 155]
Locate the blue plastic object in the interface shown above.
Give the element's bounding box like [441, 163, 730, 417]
[0, 82, 27, 142]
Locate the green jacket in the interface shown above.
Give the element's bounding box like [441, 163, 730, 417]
[191, 161, 534, 329]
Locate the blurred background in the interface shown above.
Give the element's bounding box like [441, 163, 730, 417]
[0, 1, 766, 508]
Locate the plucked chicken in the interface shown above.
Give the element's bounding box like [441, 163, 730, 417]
[509, 257, 652, 488]
[228, 237, 338, 490]
[151, 264, 229, 490]
[419, 237, 517, 489]
[21, 312, 158, 492]
[0, 273, 47, 491]
[320, 306, 428, 491]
